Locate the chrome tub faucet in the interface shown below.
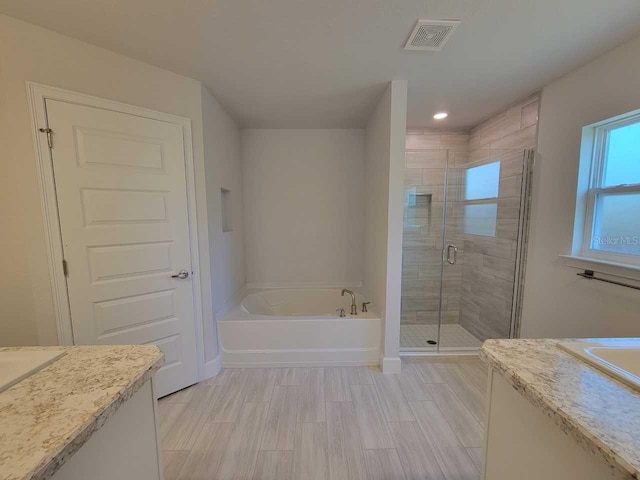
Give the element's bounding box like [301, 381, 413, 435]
[341, 289, 357, 315]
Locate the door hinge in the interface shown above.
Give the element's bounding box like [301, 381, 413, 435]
[39, 128, 53, 148]
[62, 259, 69, 277]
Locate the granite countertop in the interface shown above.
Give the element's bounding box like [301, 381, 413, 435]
[0, 345, 163, 480]
[481, 338, 640, 480]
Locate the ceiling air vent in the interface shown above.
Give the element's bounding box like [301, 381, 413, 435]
[404, 19, 460, 51]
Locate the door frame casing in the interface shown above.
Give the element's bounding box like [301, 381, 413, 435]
[26, 82, 207, 381]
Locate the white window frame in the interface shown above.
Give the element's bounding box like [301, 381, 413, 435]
[574, 111, 640, 268]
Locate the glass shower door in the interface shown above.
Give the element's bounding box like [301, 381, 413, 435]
[400, 148, 533, 353]
[400, 152, 448, 352]
[437, 150, 531, 351]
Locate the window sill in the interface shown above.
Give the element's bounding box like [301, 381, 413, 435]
[559, 254, 640, 282]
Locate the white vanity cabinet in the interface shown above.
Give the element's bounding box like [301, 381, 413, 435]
[52, 379, 163, 480]
[483, 369, 628, 480]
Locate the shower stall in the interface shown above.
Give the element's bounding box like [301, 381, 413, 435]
[400, 147, 534, 353]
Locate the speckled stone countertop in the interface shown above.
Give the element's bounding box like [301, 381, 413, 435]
[481, 338, 640, 479]
[0, 345, 163, 480]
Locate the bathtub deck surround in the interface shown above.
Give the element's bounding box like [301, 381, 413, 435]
[0, 345, 163, 480]
[481, 338, 640, 479]
[218, 288, 381, 367]
[159, 357, 487, 479]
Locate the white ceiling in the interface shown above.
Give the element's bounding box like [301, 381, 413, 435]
[2, 0, 640, 129]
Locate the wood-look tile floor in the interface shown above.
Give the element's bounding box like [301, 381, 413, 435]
[159, 357, 488, 480]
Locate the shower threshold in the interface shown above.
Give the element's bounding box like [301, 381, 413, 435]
[400, 324, 483, 352]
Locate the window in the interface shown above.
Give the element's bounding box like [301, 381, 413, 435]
[465, 162, 500, 200]
[578, 113, 640, 265]
[462, 161, 500, 237]
[463, 204, 498, 237]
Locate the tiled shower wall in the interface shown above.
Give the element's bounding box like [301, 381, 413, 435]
[401, 93, 539, 339]
[459, 93, 540, 340]
[402, 131, 470, 324]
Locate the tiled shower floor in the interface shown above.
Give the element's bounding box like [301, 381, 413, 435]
[400, 324, 483, 351]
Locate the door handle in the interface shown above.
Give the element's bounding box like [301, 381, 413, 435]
[171, 270, 190, 279]
[446, 245, 458, 265]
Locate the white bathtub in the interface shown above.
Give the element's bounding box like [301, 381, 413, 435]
[218, 288, 381, 367]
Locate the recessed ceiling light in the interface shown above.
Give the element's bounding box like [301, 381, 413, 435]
[434, 112, 448, 120]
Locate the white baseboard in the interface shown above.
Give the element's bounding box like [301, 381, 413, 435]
[221, 359, 379, 368]
[381, 356, 402, 374]
[220, 347, 380, 368]
[202, 355, 222, 380]
[245, 281, 363, 289]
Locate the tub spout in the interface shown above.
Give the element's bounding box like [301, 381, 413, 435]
[341, 289, 358, 316]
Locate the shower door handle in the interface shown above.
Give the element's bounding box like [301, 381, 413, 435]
[446, 244, 458, 265]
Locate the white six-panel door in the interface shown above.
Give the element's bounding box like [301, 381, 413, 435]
[46, 99, 198, 397]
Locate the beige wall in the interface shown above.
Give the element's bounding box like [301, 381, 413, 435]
[521, 35, 640, 338]
[242, 129, 365, 285]
[364, 88, 392, 325]
[364, 80, 407, 366]
[201, 85, 245, 361]
[0, 15, 218, 356]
